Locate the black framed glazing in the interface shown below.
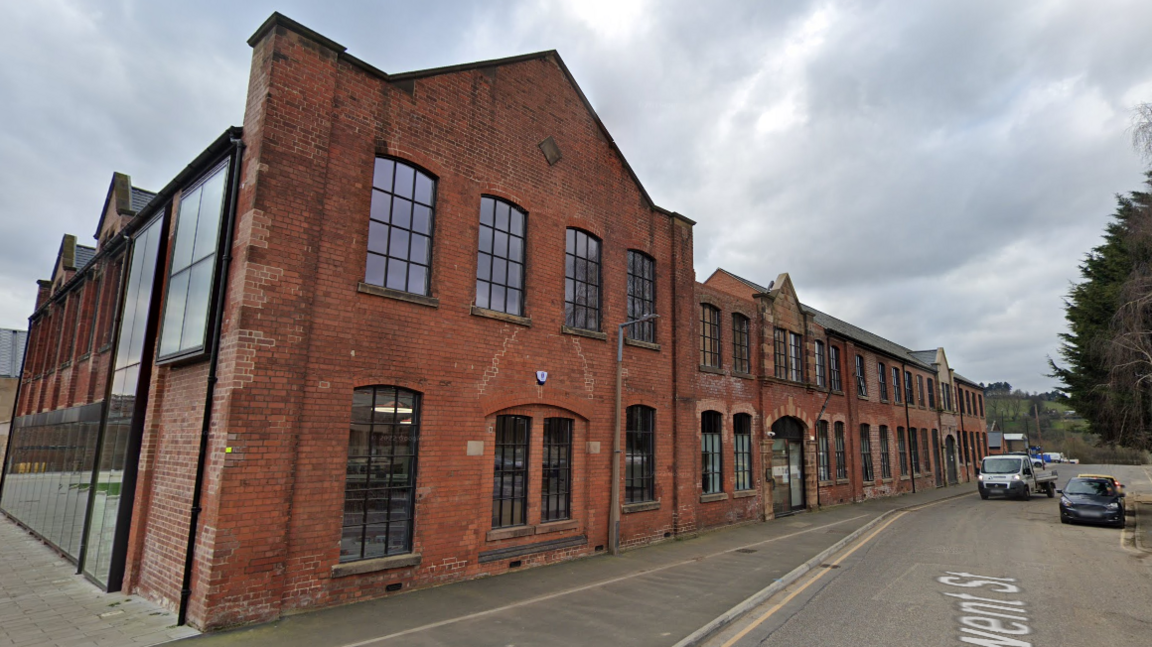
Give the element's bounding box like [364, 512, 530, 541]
[834, 422, 847, 480]
[700, 305, 721, 368]
[814, 341, 826, 388]
[897, 427, 909, 476]
[476, 196, 526, 316]
[860, 425, 874, 481]
[855, 355, 867, 397]
[891, 367, 902, 403]
[732, 314, 750, 374]
[343, 386, 420, 562]
[817, 420, 831, 481]
[877, 363, 888, 400]
[626, 251, 655, 342]
[564, 228, 601, 331]
[921, 429, 931, 472]
[829, 346, 842, 392]
[365, 158, 436, 296]
[909, 427, 920, 475]
[905, 371, 914, 405]
[541, 418, 572, 522]
[733, 413, 752, 491]
[774, 328, 787, 378]
[917, 375, 925, 406]
[879, 426, 892, 479]
[788, 332, 802, 382]
[701, 411, 722, 494]
[927, 378, 936, 409]
[157, 161, 229, 361]
[625, 405, 655, 503]
[493, 415, 530, 528]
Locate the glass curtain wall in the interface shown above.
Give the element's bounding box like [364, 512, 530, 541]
[82, 215, 164, 588]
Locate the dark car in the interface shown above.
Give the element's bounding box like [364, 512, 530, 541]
[1058, 477, 1125, 527]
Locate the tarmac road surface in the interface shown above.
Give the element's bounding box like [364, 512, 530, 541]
[703, 464, 1152, 647]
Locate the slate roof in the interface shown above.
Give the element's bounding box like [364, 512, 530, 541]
[75, 245, 97, 271]
[0, 328, 27, 377]
[130, 187, 156, 213]
[804, 307, 934, 370]
[910, 350, 937, 366]
[715, 268, 772, 294]
[953, 372, 980, 386]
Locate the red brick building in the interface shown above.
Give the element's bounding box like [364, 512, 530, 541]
[0, 13, 987, 631]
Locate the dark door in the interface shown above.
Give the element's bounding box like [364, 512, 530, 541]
[945, 436, 958, 484]
[771, 418, 807, 516]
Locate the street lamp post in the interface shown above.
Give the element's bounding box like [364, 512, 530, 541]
[610, 313, 659, 556]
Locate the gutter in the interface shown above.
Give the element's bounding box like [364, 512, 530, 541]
[177, 135, 246, 627]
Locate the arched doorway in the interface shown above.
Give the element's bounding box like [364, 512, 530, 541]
[945, 435, 958, 484]
[770, 417, 806, 516]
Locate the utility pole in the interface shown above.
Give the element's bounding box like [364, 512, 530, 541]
[610, 313, 658, 556]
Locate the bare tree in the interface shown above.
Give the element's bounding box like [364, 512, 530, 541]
[1133, 102, 1152, 163]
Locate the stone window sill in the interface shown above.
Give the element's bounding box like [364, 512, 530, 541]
[331, 553, 421, 578]
[357, 282, 439, 308]
[698, 365, 725, 375]
[487, 519, 580, 541]
[623, 500, 660, 513]
[700, 492, 728, 503]
[624, 338, 660, 351]
[733, 489, 757, 498]
[471, 306, 531, 327]
[835, 479, 850, 485]
[732, 371, 754, 380]
[560, 326, 607, 341]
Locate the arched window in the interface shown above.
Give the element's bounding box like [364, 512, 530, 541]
[343, 386, 421, 562]
[476, 196, 526, 316]
[732, 314, 750, 374]
[625, 405, 655, 503]
[365, 158, 436, 296]
[733, 413, 753, 491]
[700, 305, 720, 368]
[565, 228, 601, 331]
[701, 411, 723, 494]
[626, 251, 656, 342]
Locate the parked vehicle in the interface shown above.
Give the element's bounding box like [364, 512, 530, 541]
[1076, 473, 1125, 495]
[978, 454, 1058, 500]
[1058, 477, 1125, 527]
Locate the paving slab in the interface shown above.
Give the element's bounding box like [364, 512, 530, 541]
[0, 513, 198, 647]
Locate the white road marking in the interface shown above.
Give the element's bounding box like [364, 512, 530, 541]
[334, 514, 871, 647]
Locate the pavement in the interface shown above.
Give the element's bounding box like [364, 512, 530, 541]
[6, 475, 1139, 647]
[180, 481, 982, 647]
[0, 513, 197, 647]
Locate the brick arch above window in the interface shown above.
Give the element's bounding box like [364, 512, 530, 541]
[479, 392, 593, 421]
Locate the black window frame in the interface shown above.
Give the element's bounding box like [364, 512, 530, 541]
[879, 425, 892, 479]
[877, 362, 888, 401]
[917, 375, 925, 406]
[909, 426, 920, 475]
[817, 420, 831, 481]
[814, 341, 826, 388]
[978, 394, 984, 417]
[156, 159, 231, 363]
[829, 346, 842, 392]
[493, 414, 531, 529]
[855, 354, 868, 397]
[891, 366, 902, 404]
[475, 196, 527, 316]
[364, 157, 437, 297]
[342, 385, 421, 562]
[733, 413, 752, 491]
[774, 328, 787, 378]
[541, 417, 573, 522]
[732, 314, 750, 374]
[834, 421, 847, 480]
[860, 424, 875, 482]
[625, 405, 656, 503]
[788, 332, 803, 382]
[927, 378, 936, 409]
[897, 427, 908, 476]
[701, 411, 723, 494]
[700, 304, 721, 368]
[626, 250, 656, 343]
[564, 228, 601, 331]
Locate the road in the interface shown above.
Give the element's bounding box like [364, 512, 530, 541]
[703, 464, 1152, 647]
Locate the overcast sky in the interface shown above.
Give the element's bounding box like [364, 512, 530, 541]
[2, 0, 1150, 392]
